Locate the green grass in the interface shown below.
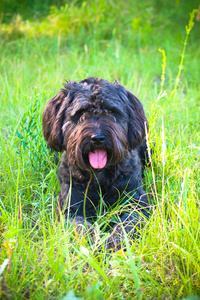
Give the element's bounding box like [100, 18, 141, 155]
[0, 1, 200, 299]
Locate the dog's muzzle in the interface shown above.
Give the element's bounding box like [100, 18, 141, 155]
[89, 134, 107, 169]
[91, 134, 105, 145]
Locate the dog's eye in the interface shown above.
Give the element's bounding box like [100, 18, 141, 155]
[77, 110, 85, 116]
[108, 109, 114, 114]
[108, 108, 121, 115]
[71, 109, 85, 122]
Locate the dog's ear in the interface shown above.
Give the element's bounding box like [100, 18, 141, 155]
[127, 90, 148, 149]
[42, 91, 67, 152]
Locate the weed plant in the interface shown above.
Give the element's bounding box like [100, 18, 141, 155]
[0, 1, 200, 299]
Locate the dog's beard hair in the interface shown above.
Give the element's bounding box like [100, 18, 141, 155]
[65, 118, 128, 170]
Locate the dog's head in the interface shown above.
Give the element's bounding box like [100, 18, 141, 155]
[42, 78, 148, 170]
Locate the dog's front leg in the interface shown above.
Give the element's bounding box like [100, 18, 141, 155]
[59, 184, 98, 245]
[105, 213, 144, 251]
[106, 194, 151, 250]
[69, 215, 96, 241]
[117, 192, 151, 236]
[117, 211, 146, 234]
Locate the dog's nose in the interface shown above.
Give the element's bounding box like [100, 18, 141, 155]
[91, 134, 105, 145]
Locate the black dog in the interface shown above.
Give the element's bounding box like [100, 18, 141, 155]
[42, 77, 151, 248]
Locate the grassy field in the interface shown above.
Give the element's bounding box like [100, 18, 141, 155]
[0, 1, 200, 299]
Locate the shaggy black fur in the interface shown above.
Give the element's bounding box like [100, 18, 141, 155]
[42, 77, 151, 249]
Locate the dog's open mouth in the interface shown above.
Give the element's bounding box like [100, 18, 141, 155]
[88, 149, 107, 169]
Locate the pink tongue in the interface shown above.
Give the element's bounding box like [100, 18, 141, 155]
[89, 150, 107, 169]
